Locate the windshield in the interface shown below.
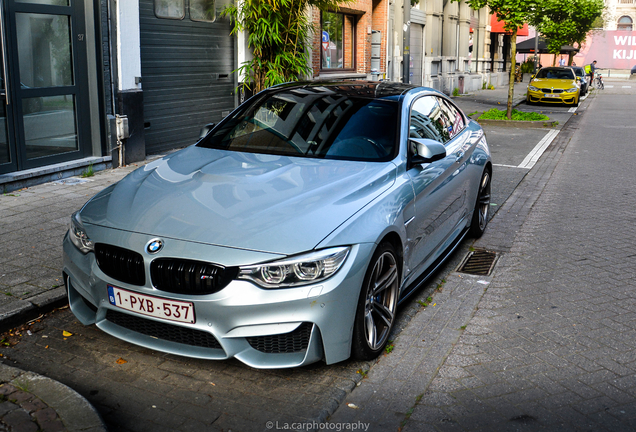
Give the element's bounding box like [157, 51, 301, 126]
[197, 87, 399, 162]
[536, 68, 575, 80]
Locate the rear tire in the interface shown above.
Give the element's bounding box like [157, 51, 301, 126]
[468, 168, 491, 238]
[351, 242, 399, 360]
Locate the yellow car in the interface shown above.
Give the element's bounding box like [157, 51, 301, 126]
[526, 67, 580, 106]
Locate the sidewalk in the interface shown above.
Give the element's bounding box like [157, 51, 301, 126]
[0, 163, 142, 432]
[454, 81, 529, 108]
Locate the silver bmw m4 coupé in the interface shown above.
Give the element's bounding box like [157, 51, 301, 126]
[63, 81, 491, 369]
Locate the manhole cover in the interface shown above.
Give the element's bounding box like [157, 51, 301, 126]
[458, 250, 498, 276]
[52, 177, 90, 185]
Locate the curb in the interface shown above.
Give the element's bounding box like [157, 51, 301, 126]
[0, 363, 107, 432]
[0, 287, 68, 333]
[475, 116, 559, 128]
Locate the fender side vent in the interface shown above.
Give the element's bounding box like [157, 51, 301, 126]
[458, 250, 498, 276]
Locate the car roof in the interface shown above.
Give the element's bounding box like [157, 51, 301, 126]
[540, 67, 574, 71]
[269, 80, 427, 101]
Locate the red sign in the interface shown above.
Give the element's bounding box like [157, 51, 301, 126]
[490, 15, 529, 36]
[322, 42, 329, 51]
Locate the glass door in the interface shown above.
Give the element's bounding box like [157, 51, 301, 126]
[0, 0, 17, 173]
[1, 0, 90, 173]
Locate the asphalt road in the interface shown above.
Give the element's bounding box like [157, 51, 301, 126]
[1, 84, 627, 432]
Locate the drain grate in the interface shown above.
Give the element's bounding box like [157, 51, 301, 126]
[458, 250, 498, 276]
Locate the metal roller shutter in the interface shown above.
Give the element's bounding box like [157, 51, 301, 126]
[139, 0, 236, 155]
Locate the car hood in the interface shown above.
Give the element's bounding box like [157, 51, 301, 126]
[530, 78, 578, 89]
[80, 146, 396, 255]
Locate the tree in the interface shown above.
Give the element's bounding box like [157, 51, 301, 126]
[529, 0, 604, 66]
[222, 0, 348, 94]
[458, 0, 536, 119]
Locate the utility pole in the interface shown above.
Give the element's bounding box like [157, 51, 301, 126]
[403, 1, 410, 83]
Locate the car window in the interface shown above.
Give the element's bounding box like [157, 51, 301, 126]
[536, 68, 575, 80]
[439, 98, 465, 138]
[198, 89, 399, 162]
[409, 96, 456, 144]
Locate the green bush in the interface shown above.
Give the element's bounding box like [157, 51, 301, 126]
[520, 60, 535, 74]
[480, 108, 549, 121]
[452, 87, 460, 96]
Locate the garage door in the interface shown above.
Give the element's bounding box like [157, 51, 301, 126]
[139, 0, 235, 154]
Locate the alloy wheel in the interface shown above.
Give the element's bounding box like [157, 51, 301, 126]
[363, 251, 398, 351]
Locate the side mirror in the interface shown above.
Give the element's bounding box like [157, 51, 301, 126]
[409, 138, 446, 165]
[199, 122, 216, 139]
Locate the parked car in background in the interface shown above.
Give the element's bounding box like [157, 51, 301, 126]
[527, 67, 580, 106]
[631, 65, 636, 75]
[63, 81, 492, 369]
[570, 66, 589, 96]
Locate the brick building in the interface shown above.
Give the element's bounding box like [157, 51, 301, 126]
[309, 0, 389, 80]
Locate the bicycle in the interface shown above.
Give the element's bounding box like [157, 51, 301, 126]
[593, 73, 604, 90]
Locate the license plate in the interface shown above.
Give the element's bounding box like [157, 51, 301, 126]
[108, 285, 195, 324]
[544, 94, 560, 98]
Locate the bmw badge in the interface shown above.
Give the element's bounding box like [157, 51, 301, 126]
[146, 239, 164, 254]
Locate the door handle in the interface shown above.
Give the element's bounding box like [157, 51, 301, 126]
[455, 150, 464, 162]
[0, 0, 8, 105]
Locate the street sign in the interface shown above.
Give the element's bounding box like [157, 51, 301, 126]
[322, 41, 329, 51]
[322, 31, 329, 43]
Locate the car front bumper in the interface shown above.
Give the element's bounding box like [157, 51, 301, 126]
[63, 225, 374, 369]
[527, 89, 579, 105]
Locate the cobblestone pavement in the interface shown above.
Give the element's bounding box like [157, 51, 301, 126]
[3, 306, 370, 432]
[2, 82, 622, 432]
[328, 85, 636, 431]
[398, 86, 636, 430]
[0, 383, 66, 432]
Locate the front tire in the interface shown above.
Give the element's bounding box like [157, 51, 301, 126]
[351, 242, 399, 360]
[468, 168, 491, 238]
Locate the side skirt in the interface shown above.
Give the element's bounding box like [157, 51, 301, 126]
[397, 227, 469, 306]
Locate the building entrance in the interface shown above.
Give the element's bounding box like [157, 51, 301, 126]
[0, 0, 90, 175]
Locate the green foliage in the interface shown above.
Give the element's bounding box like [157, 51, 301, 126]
[223, 0, 350, 93]
[480, 108, 549, 121]
[520, 59, 535, 73]
[488, 84, 495, 90]
[81, 163, 94, 178]
[482, 81, 487, 90]
[452, 87, 460, 97]
[463, 0, 536, 33]
[385, 341, 394, 354]
[456, 0, 537, 119]
[528, 0, 604, 58]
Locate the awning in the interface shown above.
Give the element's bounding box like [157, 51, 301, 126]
[516, 36, 579, 54]
[489, 15, 529, 36]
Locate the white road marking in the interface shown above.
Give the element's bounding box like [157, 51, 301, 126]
[605, 85, 614, 88]
[493, 163, 530, 169]
[518, 129, 559, 169]
[622, 86, 632, 88]
[568, 107, 577, 113]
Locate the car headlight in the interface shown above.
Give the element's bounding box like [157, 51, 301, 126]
[528, 85, 539, 91]
[238, 247, 350, 288]
[69, 212, 94, 254]
[566, 87, 578, 93]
